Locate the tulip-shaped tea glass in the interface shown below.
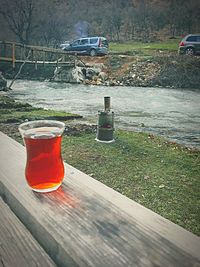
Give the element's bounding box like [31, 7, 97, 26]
[19, 120, 65, 192]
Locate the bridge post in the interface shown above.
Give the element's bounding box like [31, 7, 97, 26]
[31, 49, 34, 62]
[3, 41, 6, 57]
[56, 53, 59, 68]
[12, 43, 15, 68]
[35, 60, 38, 70]
[43, 51, 45, 66]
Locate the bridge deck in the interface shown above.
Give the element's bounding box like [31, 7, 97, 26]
[0, 56, 74, 65]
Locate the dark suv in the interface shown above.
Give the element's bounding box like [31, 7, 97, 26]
[63, 36, 108, 56]
[179, 34, 200, 55]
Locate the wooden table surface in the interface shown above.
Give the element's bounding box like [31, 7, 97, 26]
[0, 197, 56, 267]
[0, 131, 200, 267]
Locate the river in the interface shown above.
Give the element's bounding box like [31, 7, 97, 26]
[10, 80, 200, 149]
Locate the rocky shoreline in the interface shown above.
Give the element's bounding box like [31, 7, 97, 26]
[1, 53, 200, 90]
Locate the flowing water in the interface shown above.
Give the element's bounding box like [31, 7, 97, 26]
[10, 80, 200, 149]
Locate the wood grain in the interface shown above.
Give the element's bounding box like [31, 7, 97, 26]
[0, 131, 200, 267]
[0, 197, 56, 267]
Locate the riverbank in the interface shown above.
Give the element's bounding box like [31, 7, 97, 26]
[1, 52, 200, 89]
[81, 52, 200, 88]
[0, 94, 199, 235]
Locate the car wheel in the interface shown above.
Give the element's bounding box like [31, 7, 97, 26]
[90, 49, 97, 57]
[185, 47, 195, 56]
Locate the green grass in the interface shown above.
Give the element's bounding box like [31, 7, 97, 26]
[109, 38, 180, 55]
[62, 130, 200, 235]
[0, 108, 80, 123]
[0, 96, 81, 123]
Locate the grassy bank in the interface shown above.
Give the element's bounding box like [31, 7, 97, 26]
[0, 95, 82, 140]
[109, 38, 180, 55]
[0, 95, 199, 235]
[0, 95, 82, 123]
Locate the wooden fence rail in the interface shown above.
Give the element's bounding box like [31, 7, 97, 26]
[0, 41, 75, 68]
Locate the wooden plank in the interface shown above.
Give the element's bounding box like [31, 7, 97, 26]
[0, 132, 200, 267]
[0, 40, 67, 53]
[0, 57, 74, 65]
[0, 197, 56, 267]
[0, 57, 13, 62]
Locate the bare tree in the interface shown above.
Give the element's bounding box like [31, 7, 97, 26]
[111, 4, 123, 41]
[166, 0, 200, 36]
[123, 5, 137, 40]
[39, 12, 69, 47]
[180, 0, 200, 34]
[0, 0, 35, 44]
[134, 0, 152, 41]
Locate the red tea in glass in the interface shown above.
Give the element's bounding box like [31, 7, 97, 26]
[19, 121, 65, 192]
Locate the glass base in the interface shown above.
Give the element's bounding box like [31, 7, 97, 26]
[31, 183, 62, 193]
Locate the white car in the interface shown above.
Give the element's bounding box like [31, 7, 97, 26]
[60, 41, 70, 50]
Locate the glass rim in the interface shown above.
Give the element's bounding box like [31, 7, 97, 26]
[18, 120, 65, 136]
[19, 119, 65, 130]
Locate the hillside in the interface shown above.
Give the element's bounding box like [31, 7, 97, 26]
[0, 0, 199, 46]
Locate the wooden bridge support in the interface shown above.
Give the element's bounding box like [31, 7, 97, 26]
[12, 43, 15, 68]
